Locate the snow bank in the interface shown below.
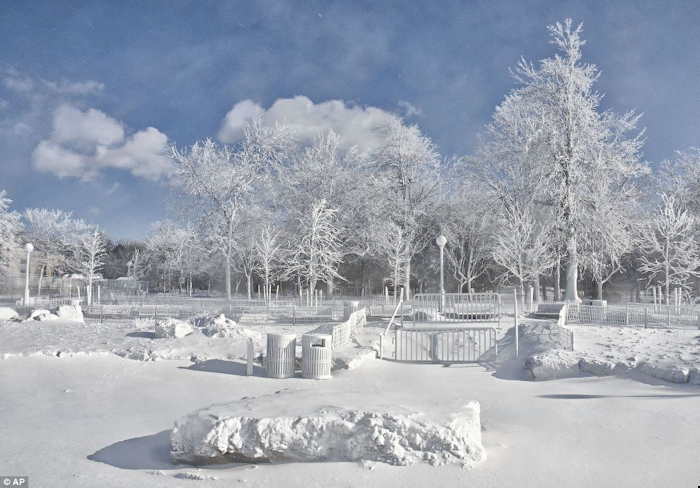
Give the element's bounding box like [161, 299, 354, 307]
[171, 393, 484, 467]
[190, 313, 237, 337]
[54, 304, 84, 323]
[154, 318, 193, 339]
[525, 350, 581, 380]
[0, 307, 19, 321]
[27, 309, 59, 321]
[636, 362, 691, 384]
[189, 313, 264, 344]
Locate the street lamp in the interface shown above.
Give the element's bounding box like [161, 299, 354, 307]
[24, 242, 34, 307]
[436, 234, 447, 312]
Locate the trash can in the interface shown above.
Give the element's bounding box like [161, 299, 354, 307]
[265, 333, 297, 378]
[302, 333, 332, 380]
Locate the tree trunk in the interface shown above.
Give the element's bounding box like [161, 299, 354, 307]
[393, 260, 400, 303]
[87, 276, 93, 306]
[597, 280, 604, 300]
[404, 259, 411, 300]
[225, 255, 232, 300]
[246, 272, 252, 301]
[665, 255, 670, 305]
[564, 234, 580, 303]
[38, 265, 45, 298]
[534, 274, 541, 303]
[554, 256, 561, 301]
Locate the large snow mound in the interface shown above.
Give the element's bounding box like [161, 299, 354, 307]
[0, 307, 19, 321]
[525, 350, 581, 380]
[189, 313, 263, 342]
[55, 304, 84, 323]
[521, 325, 700, 383]
[27, 309, 59, 321]
[171, 391, 484, 467]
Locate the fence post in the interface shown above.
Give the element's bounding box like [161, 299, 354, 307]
[644, 306, 648, 328]
[246, 338, 254, 376]
[513, 288, 519, 359]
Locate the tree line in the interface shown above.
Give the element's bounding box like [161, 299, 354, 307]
[1, 19, 698, 305]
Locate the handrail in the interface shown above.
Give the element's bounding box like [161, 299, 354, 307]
[382, 288, 404, 336]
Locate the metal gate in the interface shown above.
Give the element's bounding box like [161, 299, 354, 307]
[385, 326, 498, 363]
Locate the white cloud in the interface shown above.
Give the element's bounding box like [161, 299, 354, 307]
[1, 67, 103, 96]
[44, 79, 104, 95]
[97, 127, 171, 180]
[52, 104, 124, 146]
[32, 104, 171, 181]
[217, 95, 400, 151]
[2, 73, 34, 92]
[217, 99, 264, 142]
[32, 140, 93, 179]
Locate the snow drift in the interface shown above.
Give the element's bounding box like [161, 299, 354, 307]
[0, 307, 19, 321]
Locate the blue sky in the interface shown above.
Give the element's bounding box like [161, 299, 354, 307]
[1, 0, 699, 240]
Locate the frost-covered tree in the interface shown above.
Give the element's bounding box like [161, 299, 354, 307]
[492, 203, 556, 302]
[284, 199, 344, 303]
[72, 227, 106, 306]
[578, 178, 637, 299]
[22, 208, 91, 296]
[171, 121, 291, 300]
[144, 221, 199, 294]
[0, 191, 22, 281]
[658, 148, 700, 217]
[371, 221, 410, 301]
[441, 176, 493, 293]
[254, 224, 285, 302]
[477, 19, 644, 302]
[638, 193, 700, 304]
[371, 117, 441, 298]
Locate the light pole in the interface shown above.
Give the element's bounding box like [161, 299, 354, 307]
[436, 234, 447, 312]
[24, 243, 34, 307]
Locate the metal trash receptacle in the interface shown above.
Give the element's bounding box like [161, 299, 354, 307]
[265, 333, 297, 378]
[302, 333, 332, 380]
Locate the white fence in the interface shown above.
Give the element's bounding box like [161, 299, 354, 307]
[308, 308, 367, 350]
[566, 304, 700, 329]
[383, 326, 498, 363]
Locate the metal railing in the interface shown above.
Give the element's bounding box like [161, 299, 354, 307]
[404, 293, 501, 324]
[385, 326, 498, 363]
[566, 304, 700, 329]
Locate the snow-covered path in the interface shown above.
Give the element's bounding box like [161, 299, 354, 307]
[1, 355, 698, 488]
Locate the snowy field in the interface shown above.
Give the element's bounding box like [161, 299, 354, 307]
[571, 325, 700, 371]
[1, 353, 698, 488]
[0, 318, 329, 361]
[0, 315, 698, 486]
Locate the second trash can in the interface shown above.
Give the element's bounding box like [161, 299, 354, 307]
[302, 333, 332, 380]
[265, 333, 297, 378]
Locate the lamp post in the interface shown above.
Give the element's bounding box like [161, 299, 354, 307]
[436, 234, 447, 312]
[24, 243, 34, 307]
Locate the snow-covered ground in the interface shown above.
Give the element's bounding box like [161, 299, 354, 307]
[571, 324, 700, 370]
[0, 317, 327, 361]
[1, 355, 698, 488]
[1, 315, 699, 486]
